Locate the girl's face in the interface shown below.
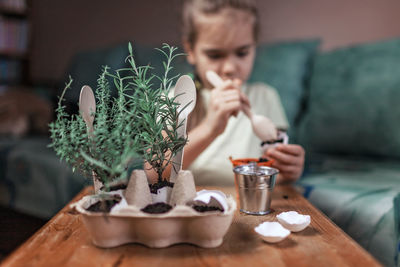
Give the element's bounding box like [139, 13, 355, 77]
[185, 8, 256, 89]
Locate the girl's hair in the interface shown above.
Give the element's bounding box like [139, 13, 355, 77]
[182, 0, 259, 47]
[181, 0, 259, 131]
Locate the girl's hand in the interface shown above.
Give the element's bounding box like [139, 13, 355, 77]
[264, 144, 305, 184]
[202, 79, 248, 137]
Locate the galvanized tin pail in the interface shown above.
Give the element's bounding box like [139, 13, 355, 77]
[233, 163, 278, 215]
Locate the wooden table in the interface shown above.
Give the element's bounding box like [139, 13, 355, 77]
[1, 185, 381, 267]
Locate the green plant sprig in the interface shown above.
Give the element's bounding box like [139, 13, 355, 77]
[49, 43, 189, 189]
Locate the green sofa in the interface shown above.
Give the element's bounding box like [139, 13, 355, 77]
[296, 38, 400, 267]
[257, 38, 400, 267]
[1, 38, 399, 266]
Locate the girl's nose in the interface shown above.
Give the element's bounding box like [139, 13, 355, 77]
[220, 56, 237, 79]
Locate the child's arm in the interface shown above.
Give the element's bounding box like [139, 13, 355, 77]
[183, 79, 251, 165]
[264, 144, 305, 184]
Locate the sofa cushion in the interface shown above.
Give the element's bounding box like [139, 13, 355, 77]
[297, 38, 400, 158]
[249, 40, 320, 134]
[298, 154, 400, 267]
[0, 137, 86, 219]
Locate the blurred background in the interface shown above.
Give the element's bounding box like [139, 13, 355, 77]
[1, 0, 400, 263]
[2, 0, 400, 88]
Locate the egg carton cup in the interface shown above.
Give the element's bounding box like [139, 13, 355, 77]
[261, 130, 289, 152]
[71, 170, 236, 248]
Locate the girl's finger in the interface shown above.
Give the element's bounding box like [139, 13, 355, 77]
[276, 144, 305, 157]
[212, 86, 238, 98]
[223, 94, 241, 104]
[215, 79, 242, 92]
[212, 90, 241, 104]
[214, 79, 233, 91]
[221, 90, 241, 100]
[212, 95, 240, 110]
[266, 148, 294, 165]
[221, 100, 242, 116]
[240, 91, 250, 106]
[233, 78, 242, 88]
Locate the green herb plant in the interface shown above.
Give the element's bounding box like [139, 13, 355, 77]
[49, 43, 189, 191]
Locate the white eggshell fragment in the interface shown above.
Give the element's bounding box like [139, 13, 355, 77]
[110, 196, 128, 213]
[254, 222, 290, 243]
[277, 211, 311, 232]
[192, 190, 228, 212]
[151, 186, 172, 204]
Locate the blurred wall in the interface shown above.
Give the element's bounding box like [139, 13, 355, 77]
[258, 0, 400, 50]
[30, 0, 183, 85]
[30, 0, 400, 85]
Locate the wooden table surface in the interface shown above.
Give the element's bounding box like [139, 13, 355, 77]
[1, 185, 381, 267]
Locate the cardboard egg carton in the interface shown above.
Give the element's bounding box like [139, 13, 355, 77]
[71, 170, 236, 248]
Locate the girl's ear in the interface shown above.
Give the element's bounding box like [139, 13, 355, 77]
[183, 41, 196, 65]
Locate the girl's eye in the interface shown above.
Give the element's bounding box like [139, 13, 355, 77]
[206, 52, 224, 60]
[236, 50, 249, 58]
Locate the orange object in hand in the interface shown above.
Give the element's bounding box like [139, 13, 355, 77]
[229, 156, 274, 167]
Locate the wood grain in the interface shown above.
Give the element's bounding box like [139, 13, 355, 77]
[1, 185, 382, 267]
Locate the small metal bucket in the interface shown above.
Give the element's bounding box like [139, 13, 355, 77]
[233, 163, 278, 215]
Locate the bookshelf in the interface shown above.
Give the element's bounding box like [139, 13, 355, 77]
[0, 0, 29, 92]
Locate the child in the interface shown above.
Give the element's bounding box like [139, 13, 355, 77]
[148, 0, 305, 186]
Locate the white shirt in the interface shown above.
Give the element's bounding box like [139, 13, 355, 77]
[189, 83, 289, 186]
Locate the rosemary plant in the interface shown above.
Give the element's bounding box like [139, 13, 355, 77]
[49, 43, 189, 190]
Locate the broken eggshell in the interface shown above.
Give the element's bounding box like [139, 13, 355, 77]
[191, 190, 228, 212]
[151, 186, 172, 204]
[276, 211, 311, 232]
[109, 191, 128, 213]
[254, 221, 290, 243]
